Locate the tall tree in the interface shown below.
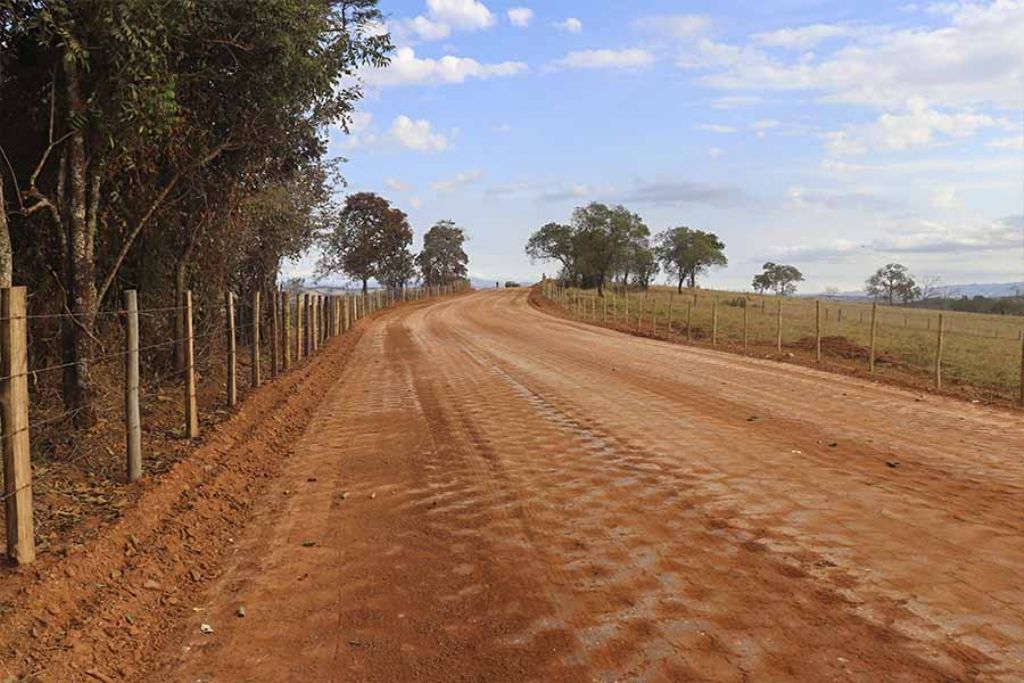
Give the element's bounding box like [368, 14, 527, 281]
[571, 203, 647, 295]
[631, 246, 660, 290]
[418, 220, 469, 286]
[375, 208, 416, 290]
[525, 222, 578, 284]
[655, 227, 728, 291]
[752, 262, 804, 296]
[866, 263, 921, 305]
[319, 192, 409, 292]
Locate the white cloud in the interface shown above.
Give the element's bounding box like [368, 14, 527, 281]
[390, 115, 450, 152]
[552, 49, 654, 70]
[338, 112, 379, 149]
[751, 119, 780, 131]
[821, 155, 1021, 177]
[987, 135, 1023, 150]
[432, 169, 484, 193]
[930, 186, 962, 209]
[712, 95, 763, 109]
[410, 197, 424, 209]
[386, 178, 412, 192]
[753, 24, 854, 50]
[364, 47, 527, 87]
[697, 123, 737, 134]
[708, 147, 723, 160]
[827, 98, 998, 154]
[390, 0, 496, 44]
[393, 15, 451, 42]
[634, 14, 711, 39]
[507, 7, 533, 28]
[683, 2, 1024, 111]
[554, 18, 582, 33]
[426, 0, 495, 31]
[494, 123, 512, 133]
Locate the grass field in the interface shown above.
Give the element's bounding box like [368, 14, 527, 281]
[541, 282, 1024, 404]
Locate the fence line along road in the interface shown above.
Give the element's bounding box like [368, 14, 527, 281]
[540, 280, 1024, 407]
[1, 282, 467, 566]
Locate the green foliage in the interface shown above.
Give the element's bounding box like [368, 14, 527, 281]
[867, 263, 921, 305]
[525, 203, 651, 293]
[0, 0, 394, 418]
[525, 222, 578, 281]
[753, 262, 804, 296]
[318, 192, 414, 290]
[418, 220, 469, 286]
[655, 227, 728, 291]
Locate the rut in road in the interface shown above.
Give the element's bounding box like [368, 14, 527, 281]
[155, 289, 1024, 682]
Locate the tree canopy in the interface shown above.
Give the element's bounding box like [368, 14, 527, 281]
[318, 193, 414, 292]
[418, 220, 469, 286]
[524, 203, 653, 294]
[654, 227, 728, 292]
[752, 263, 804, 296]
[0, 0, 392, 425]
[866, 263, 921, 305]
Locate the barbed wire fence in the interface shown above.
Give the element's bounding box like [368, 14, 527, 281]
[1, 281, 467, 566]
[540, 280, 1024, 407]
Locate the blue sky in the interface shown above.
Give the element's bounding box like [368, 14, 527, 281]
[286, 0, 1024, 292]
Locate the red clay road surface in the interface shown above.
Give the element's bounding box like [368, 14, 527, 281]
[154, 289, 1024, 682]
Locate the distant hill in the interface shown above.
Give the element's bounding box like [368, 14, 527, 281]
[821, 282, 1024, 300]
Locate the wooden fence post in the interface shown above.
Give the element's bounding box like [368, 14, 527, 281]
[226, 292, 237, 406]
[304, 294, 312, 357]
[296, 293, 304, 361]
[309, 295, 316, 353]
[251, 290, 261, 388]
[743, 299, 749, 351]
[1, 286, 34, 564]
[1020, 331, 1024, 407]
[344, 294, 351, 331]
[651, 297, 657, 334]
[184, 290, 199, 440]
[776, 298, 783, 354]
[869, 302, 878, 373]
[281, 290, 291, 370]
[124, 290, 142, 483]
[935, 313, 945, 388]
[712, 301, 718, 345]
[270, 290, 279, 378]
[667, 294, 674, 332]
[815, 299, 822, 363]
[686, 301, 693, 341]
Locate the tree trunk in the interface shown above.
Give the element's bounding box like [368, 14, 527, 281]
[362, 278, 368, 293]
[61, 61, 98, 428]
[0, 176, 11, 287]
[677, 277, 684, 294]
[173, 224, 201, 369]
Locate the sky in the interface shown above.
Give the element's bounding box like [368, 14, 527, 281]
[285, 0, 1024, 293]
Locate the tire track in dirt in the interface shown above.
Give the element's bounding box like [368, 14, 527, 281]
[148, 289, 1024, 681]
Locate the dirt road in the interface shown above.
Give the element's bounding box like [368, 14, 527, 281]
[154, 289, 1024, 681]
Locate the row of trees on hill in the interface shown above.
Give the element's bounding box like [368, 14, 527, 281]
[0, 1, 392, 426]
[317, 193, 469, 291]
[525, 202, 729, 295]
